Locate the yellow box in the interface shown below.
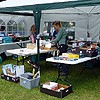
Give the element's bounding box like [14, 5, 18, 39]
[68, 54, 79, 59]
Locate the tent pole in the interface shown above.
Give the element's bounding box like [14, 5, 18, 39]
[87, 14, 90, 38]
[33, 10, 41, 68]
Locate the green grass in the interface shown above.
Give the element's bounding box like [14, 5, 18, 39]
[0, 56, 100, 100]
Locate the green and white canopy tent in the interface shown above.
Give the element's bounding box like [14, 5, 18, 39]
[1, 0, 100, 64]
[1, 0, 100, 41]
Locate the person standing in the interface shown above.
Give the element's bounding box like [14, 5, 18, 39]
[51, 21, 68, 55]
[52, 22, 58, 40]
[29, 25, 37, 43]
[27, 25, 37, 65]
[51, 21, 68, 76]
[51, 21, 67, 46]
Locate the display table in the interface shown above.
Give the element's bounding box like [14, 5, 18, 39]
[46, 57, 92, 65]
[0, 40, 31, 56]
[0, 40, 30, 47]
[46, 55, 100, 81]
[7, 47, 56, 65]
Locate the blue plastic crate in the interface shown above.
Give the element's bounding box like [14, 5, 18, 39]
[2, 36, 12, 43]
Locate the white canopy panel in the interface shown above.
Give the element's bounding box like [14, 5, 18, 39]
[13, 5, 100, 15]
[42, 6, 100, 14]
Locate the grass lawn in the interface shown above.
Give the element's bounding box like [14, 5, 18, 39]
[0, 56, 100, 100]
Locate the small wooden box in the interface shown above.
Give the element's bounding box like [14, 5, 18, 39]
[27, 43, 36, 49]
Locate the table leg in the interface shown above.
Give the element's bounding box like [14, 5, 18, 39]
[56, 64, 60, 82]
[80, 59, 97, 74]
[22, 56, 24, 65]
[80, 60, 90, 74]
[17, 55, 18, 65]
[56, 64, 70, 83]
[80, 65, 86, 74]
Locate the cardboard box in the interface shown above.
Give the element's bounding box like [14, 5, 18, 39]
[40, 82, 73, 98]
[1, 73, 19, 83]
[40, 46, 56, 50]
[1, 64, 24, 83]
[27, 43, 36, 49]
[2, 64, 24, 78]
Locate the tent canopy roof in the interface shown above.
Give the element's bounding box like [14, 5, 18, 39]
[0, 0, 100, 13]
[0, 0, 77, 8]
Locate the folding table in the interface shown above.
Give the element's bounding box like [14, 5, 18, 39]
[7, 47, 56, 65]
[46, 55, 100, 82]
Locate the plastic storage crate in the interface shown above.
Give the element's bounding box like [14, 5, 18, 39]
[2, 36, 12, 43]
[19, 72, 40, 90]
